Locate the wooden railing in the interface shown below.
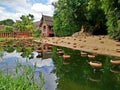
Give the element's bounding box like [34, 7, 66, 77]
[0, 31, 31, 38]
[0, 32, 14, 38]
[15, 31, 31, 38]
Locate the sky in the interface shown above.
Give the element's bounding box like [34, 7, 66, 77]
[0, 0, 58, 21]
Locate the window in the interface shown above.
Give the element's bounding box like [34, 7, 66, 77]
[49, 26, 53, 30]
[43, 26, 46, 32]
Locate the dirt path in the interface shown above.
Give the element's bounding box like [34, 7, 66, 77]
[35, 35, 120, 57]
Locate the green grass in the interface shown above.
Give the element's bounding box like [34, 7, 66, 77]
[0, 61, 44, 90]
[0, 37, 34, 41]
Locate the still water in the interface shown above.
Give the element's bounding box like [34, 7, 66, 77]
[0, 39, 120, 90]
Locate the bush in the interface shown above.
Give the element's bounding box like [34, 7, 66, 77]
[0, 26, 14, 33]
[33, 29, 41, 37]
[5, 26, 14, 32]
[0, 29, 6, 33]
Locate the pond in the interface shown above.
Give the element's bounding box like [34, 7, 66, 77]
[0, 39, 120, 90]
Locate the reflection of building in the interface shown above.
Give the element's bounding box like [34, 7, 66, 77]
[42, 52, 52, 59]
[41, 44, 52, 59]
[40, 15, 54, 37]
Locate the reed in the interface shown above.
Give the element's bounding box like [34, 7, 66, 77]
[0, 61, 44, 90]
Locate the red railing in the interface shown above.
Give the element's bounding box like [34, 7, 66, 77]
[0, 32, 14, 38]
[0, 31, 31, 38]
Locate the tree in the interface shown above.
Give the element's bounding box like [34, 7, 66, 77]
[0, 19, 14, 26]
[53, 0, 88, 36]
[14, 14, 34, 33]
[101, 0, 120, 40]
[86, 0, 107, 35]
[53, 0, 107, 36]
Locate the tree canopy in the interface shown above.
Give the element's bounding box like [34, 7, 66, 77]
[101, 0, 120, 40]
[53, 0, 120, 40]
[0, 19, 14, 26]
[14, 14, 34, 33]
[53, 0, 88, 36]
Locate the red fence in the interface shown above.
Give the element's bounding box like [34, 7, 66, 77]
[0, 31, 31, 38]
[15, 31, 31, 38]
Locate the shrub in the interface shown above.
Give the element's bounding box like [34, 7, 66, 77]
[5, 26, 14, 32]
[33, 29, 41, 37]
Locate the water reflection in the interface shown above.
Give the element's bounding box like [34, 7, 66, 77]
[110, 65, 120, 73]
[0, 39, 57, 90]
[52, 46, 120, 90]
[0, 39, 120, 90]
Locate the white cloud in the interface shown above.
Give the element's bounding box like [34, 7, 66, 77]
[0, 7, 5, 14]
[31, 3, 54, 16]
[0, 0, 55, 21]
[0, 12, 22, 21]
[48, 0, 58, 4]
[0, 7, 14, 20]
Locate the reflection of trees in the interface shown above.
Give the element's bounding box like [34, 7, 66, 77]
[5, 46, 15, 53]
[0, 39, 34, 59]
[100, 56, 120, 90]
[52, 46, 93, 90]
[90, 55, 120, 90]
[0, 40, 120, 90]
[0, 47, 5, 60]
[100, 71, 119, 90]
[52, 46, 120, 90]
[21, 47, 33, 58]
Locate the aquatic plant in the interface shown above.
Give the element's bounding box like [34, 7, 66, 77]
[0, 61, 44, 90]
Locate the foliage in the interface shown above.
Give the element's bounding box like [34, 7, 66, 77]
[53, 0, 107, 36]
[5, 26, 14, 32]
[33, 29, 41, 37]
[21, 47, 33, 58]
[86, 0, 107, 35]
[0, 19, 14, 26]
[53, 0, 88, 36]
[52, 46, 120, 90]
[5, 47, 15, 53]
[0, 29, 6, 33]
[0, 26, 14, 32]
[0, 62, 44, 90]
[14, 14, 34, 33]
[0, 38, 8, 42]
[101, 0, 120, 40]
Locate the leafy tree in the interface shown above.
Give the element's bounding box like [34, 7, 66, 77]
[86, 0, 107, 35]
[53, 0, 107, 36]
[101, 0, 120, 40]
[15, 20, 25, 31]
[0, 19, 14, 26]
[14, 14, 34, 33]
[53, 0, 88, 36]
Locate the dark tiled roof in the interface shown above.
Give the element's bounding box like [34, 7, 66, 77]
[40, 15, 53, 26]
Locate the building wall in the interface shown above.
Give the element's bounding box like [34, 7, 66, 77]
[0, 25, 5, 30]
[34, 21, 40, 30]
[41, 23, 54, 37]
[41, 23, 47, 37]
